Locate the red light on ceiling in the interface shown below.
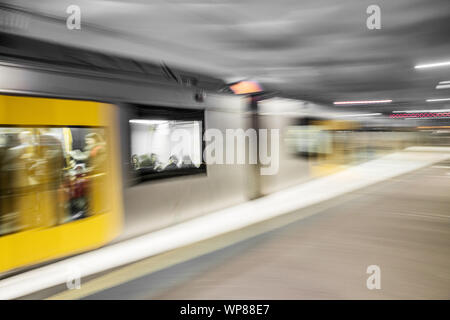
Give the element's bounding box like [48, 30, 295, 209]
[390, 112, 450, 119]
[229, 81, 263, 94]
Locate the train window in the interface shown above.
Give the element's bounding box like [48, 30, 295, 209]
[285, 125, 332, 158]
[129, 108, 205, 182]
[0, 126, 109, 236]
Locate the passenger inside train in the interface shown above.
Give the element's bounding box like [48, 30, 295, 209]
[129, 118, 202, 179]
[0, 127, 107, 235]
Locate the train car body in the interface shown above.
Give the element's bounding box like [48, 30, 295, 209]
[0, 57, 251, 273]
[0, 95, 122, 273]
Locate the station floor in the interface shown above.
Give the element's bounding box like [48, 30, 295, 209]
[49, 160, 450, 300]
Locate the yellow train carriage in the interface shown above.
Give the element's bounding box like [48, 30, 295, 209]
[0, 95, 123, 274]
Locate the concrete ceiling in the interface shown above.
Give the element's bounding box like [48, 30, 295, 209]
[1, 0, 450, 112]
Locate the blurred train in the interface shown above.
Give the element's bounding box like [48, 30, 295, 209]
[0, 36, 423, 275]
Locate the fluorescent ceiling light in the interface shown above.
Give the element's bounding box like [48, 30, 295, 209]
[333, 100, 392, 105]
[414, 61, 450, 69]
[393, 109, 450, 113]
[337, 113, 381, 117]
[426, 98, 450, 102]
[436, 84, 450, 89]
[438, 81, 450, 85]
[129, 119, 168, 125]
